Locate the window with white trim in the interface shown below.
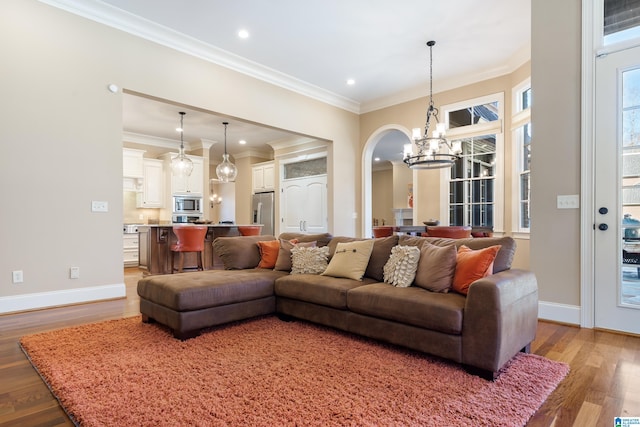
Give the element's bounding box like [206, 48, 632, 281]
[440, 93, 504, 231]
[512, 78, 532, 233]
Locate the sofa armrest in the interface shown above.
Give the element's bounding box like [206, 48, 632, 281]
[461, 269, 538, 373]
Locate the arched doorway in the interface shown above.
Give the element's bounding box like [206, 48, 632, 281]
[361, 125, 413, 237]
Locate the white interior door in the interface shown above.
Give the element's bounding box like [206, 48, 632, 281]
[594, 45, 640, 334]
[281, 175, 327, 234]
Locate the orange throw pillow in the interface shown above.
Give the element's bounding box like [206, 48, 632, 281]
[256, 240, 281, 269]
[452, 245, 501, 295]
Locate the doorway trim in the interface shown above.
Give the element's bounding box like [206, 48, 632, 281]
[580, 0, 596, 328]
[361, 125, 413, 238]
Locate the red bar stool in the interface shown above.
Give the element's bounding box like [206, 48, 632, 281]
[372, 226, 394, 238]
[422, 226, 472, 239]
[171, 225, 208, 273]
[238, 225, 261, 236]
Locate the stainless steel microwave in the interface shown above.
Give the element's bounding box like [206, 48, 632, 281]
[173, 195, 203, 214]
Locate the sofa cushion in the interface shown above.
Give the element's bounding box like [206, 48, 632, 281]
[398, 235, 516, 273]
[256, 240, 280, 269]
[322, 240, 374, 281]
[414, 242, 457, 293]
[452, 245, 501, 295]
[212, 235, 277, 270]
[275, 274, 376, 309]
[291, 246, 329, 275]
[274, 239, 317, 272]
[137, 269, 287, 311]
[347, 283, 466, 334]
[383, 245, 421, 287]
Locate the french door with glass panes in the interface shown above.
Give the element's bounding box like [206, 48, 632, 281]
[594, 45, 640, 334]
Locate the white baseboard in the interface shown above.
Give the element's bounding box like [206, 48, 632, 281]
[538, 300, 581, 325]
[0, 283, 126, 314]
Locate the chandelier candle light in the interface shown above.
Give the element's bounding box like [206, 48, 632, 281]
[216, 121, 238, 182]
[404, 41, 462, 169]
[171, 112, 194, 177]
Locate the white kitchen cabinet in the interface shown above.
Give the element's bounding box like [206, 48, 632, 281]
[123, 234, 139, 266]
[161, 154, 204, 195]
[281, 175, 327, 233]
[252, 161, 275, 192]
[136, 159, 164, 208]
[123, 148, 145, 178]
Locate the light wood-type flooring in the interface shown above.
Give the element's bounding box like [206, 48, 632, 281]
[1, 268, 639, 426]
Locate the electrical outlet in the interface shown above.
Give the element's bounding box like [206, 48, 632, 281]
[12, 270, 23, 284]
[91, 201, 109, 212]
[69, 267, 80, 279]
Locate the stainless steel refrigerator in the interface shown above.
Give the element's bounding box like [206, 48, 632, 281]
[252, 191, 275, 236]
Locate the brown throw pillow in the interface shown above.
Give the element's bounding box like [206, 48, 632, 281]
[274, 239, 317, 271]
[414, 242, 457, 293]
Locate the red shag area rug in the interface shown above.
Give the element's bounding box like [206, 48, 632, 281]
[20, 316, 568, 427]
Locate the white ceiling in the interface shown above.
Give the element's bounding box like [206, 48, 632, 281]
[43, 0, 531, 163]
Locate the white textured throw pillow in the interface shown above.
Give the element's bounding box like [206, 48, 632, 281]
[383, 245, 421, 287]
[290, 246, 330, 275]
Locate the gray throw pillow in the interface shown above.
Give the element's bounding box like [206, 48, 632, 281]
[414, 242, 457, 292]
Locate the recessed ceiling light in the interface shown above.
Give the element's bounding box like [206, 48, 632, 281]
[238, 29, 250, 39]
[374, 157, 380, 162]
[347, 79, 355, 86]
[239, 139, 247, 145]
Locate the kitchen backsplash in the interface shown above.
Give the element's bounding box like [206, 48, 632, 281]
[123, 192, 161, 224]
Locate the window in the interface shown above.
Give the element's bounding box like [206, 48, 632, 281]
[604, 0, 640, 45]
[440, 93, 504, 232]
[283, 157, 326, 179]
[512, 78, 532, 233]
[449, 135, 496, 227]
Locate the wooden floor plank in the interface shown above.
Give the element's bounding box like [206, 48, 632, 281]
[0, 267, 639, 426]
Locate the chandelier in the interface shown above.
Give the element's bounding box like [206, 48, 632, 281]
[404, 41, 461, 169]
[215, 121, 238, 182]
[171, 111, 194, 177]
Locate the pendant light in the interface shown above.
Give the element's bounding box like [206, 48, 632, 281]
[171, 111, 194, 177]
[216, 121, 238, 182]
[403, 41, 462, 169]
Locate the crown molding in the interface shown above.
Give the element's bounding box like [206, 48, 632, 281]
[37, 0, 361, 113]
[122, 131, 187, 150]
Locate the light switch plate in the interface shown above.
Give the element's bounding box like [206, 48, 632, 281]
[91, 201, 108, 212]
[557, 195, 579, 209]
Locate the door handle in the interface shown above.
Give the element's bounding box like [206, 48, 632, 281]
[599, 207, 608, 215]
[598, 223, 608, 231]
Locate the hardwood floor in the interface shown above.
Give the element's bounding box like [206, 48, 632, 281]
[1, 268, 639, 426]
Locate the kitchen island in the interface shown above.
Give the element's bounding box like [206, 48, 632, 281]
[137, 224, 263, 275]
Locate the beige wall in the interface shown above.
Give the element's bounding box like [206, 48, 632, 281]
[0, 0, 358, 310]
[372, 168, 393, 226]
[392, 162, 413, 209]
[531, 0, 582, 307]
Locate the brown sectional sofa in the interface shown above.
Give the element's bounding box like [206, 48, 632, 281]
[137, 232, 538, 380]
